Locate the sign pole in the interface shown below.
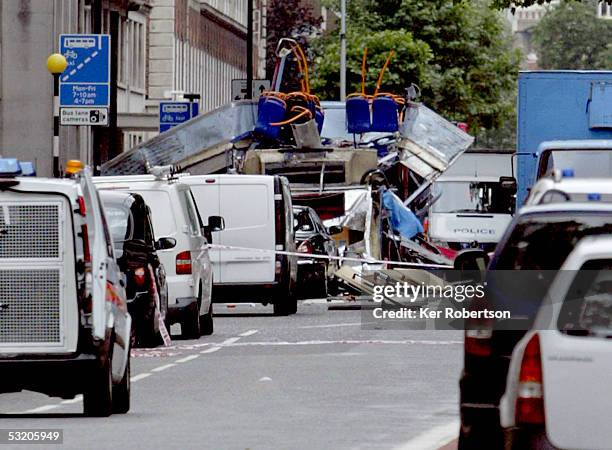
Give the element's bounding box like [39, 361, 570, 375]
[47, 53, 68, 178]
[53, 73, 61, 178]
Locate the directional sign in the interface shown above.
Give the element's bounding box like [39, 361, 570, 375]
[59, 34, 110, 110]
[60, 107, 108, 126]
[159, 102, 199, 133]
[231, 79, 271, 101]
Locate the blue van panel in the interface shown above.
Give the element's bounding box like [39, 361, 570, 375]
[517, 71, 612, 204]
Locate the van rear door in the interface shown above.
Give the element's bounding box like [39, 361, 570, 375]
[218, 177, 275, 283]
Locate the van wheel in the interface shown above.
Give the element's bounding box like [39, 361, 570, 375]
[83, 341, 113, 417]
[112, 352, 130, 414]
[200, 302, 214, 336]
[182, 304, 201, 340]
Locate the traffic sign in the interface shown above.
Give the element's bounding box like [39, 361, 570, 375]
[231, 79, 271, 101]
[59, 34, 110, 109]
[159, 101, 199, 133]
[60, 107, 108, 126]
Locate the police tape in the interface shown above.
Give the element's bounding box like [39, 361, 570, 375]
[206, 244, 453, 269]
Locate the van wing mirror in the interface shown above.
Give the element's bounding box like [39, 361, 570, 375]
[155, 237, 177, 250]
[499, 176, 517, 194]
[207, 215, 225, 232]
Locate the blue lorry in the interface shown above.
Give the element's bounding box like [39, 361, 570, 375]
[517, 71, 612, 205]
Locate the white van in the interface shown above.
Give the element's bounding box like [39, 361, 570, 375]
[179, 174, 298, 315]
[94, 174, 222, 338]
[428, 150, 516, 252]
[0, 160, 131, 417]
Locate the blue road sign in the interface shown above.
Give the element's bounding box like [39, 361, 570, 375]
[59, 34, 110, 107]
[159, 101, 199, 133]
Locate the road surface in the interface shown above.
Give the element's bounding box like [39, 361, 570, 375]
[0, 302, 462, 450]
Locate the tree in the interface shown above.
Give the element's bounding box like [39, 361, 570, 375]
[313, 0, 520, 132]
[532, 0, 612, 70]
[265, 0, 322, 81]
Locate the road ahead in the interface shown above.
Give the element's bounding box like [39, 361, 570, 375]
[0, 303, 462, 450]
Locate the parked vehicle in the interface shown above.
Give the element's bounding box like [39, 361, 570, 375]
[516, 71, 612, 205]
[99, 190, 169, 347]
[500, 236, 612, 450]
[0, 160, 131, 417]
[459, 201, 612, 449]
[293, 205, 341, 298]
[179, 174, 298, 315]
[94, 173, 222, 338]
[427, 150, 516, 252]
[526, 172, 612, 205]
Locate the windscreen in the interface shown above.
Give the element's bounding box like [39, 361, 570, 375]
[104, 204, 132, 258]
[488, 213, 612, 323]
[431, 181, 509, 214]
[558, 259, 612, 337]
[539, 150, 612, 179]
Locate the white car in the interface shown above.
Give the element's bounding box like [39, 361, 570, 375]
[500, 235, 612, 449]
[0, 160, 131, 417]
[525, 171, 612, 205]
[94, 174, 222, 338]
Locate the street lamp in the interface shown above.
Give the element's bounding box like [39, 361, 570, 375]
[46, 53, 68, 178]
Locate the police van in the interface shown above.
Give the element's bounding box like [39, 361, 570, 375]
[0, 159, 131, 417]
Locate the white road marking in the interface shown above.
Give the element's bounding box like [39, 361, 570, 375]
[61, 395, 83, 405]
[200, 347, 221, 354]
[151, 363, 176, 372]
[131, 372, 152, 382]
[299, 322, 362, 329]
[8, 332, 247, 415]
[258, 377, 272, 382]
[394, 420, 459, 450]
[176, 354, 199, 363]
[239, 329, 259, 337]
[23, 404, 61, 413]
[214, 339, 462, 347]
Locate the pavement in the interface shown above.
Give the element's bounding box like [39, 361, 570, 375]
[0, 302, 462, 450]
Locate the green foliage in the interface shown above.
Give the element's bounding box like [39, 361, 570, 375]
[533, 0, 612, 70]
[313, 0, 521, 132]
[312, 29, 434, 100]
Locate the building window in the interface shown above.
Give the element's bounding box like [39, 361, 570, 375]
[118, 14, 146, 90]
[598, 1, 612, 18]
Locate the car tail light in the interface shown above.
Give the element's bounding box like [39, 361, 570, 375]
[77, 196, 86, 216]
[81, 224, 91, 264]
[297, 241, 314, 254]
[464, 296, 493, 357]
[176, 251, 192, 275]
[516, 334, 545, 425]
[464, 324, 493, 357]
[134, 267, 146, 287]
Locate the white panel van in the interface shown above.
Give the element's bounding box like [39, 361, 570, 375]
[180, 174, 298, 315]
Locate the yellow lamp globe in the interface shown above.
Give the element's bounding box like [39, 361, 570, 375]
[46, 53, 68, 74]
